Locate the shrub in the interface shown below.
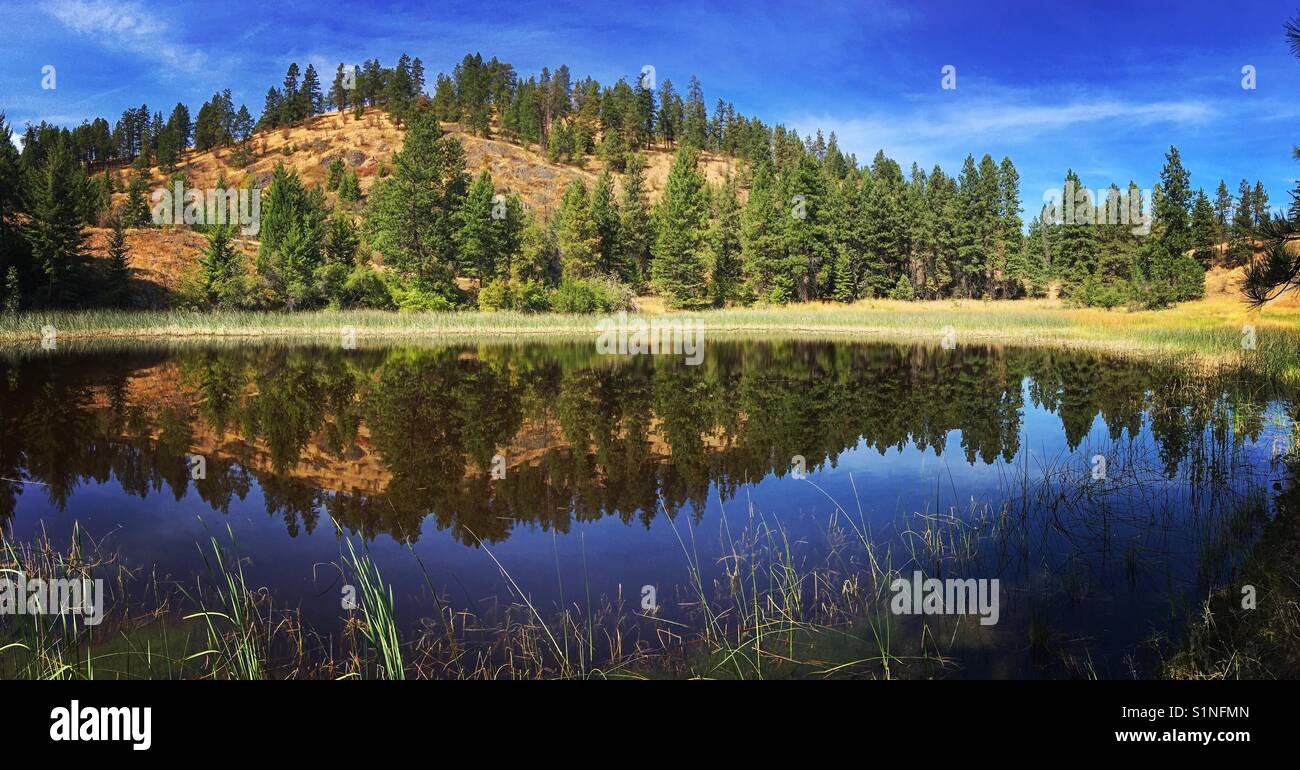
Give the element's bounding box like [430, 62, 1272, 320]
[337, 169, 361, 203]
[888, 275, 915, 301]
[338, 265, 393, 308]
[479, 278, 552, 312]
[387, 278, 457, 312]
[327, 158, 346, 189]
[549, 276, 635, 314]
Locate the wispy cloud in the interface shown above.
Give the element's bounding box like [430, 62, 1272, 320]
[43, 0, 205, 72]
[792, 94, 1218, 170]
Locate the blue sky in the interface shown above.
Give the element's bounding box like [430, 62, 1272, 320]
[2, 0, 1299, 208]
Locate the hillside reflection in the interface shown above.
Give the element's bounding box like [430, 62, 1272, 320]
[0, 340, 1287, 545]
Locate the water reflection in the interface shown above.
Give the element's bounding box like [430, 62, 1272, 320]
[0, 341, 1289, 545]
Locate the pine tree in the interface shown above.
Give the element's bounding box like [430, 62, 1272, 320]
[257, 164, 327, 307]
[1141, 146, 1201, 306]
[709, 176, 743, 305]
[1054, 169, 1101, 298]
[433, 75, 459, 122]
[337, 169, 361, 203]
[590, 170, 622, 277]
[327, 158, 346, 190]
[1190, 189, 1218, 267]
[362, 112, 467, 293]
[0, 113, 24, 304]
[24, 142, 90, 306]
[619, 153, 653, 285]
[650, 147, 709, 306]
[199, 223, 242, 307]
[782, 153, 832, 300]
[555, 179, 599, 278]
[888, 273, 915, 300]
[457, 170, 500, 280]
[123, 169, 153, 228]
[103, 216, 132, 307]
[323, 214, 359, 267]
[864, 152, 908, 298]
[599, 128, 626, 172]
[282, 63, 302, 124]
[741, 159, 791, 301]
[1251, 180, 1270, 229]
[2, 266, 18, 314]
[301, 64, 323, 117]
[683, 76, 709, 148]
[997, 157, 1025, 297]
[330, 64, 350, 114]
[1213, 179, 1233, 243]
[1229, 178, 1255, 266]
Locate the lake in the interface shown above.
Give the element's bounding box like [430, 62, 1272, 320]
[0, 339, 1293, 677]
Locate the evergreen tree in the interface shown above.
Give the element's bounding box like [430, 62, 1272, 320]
[650, 147, 709, 306]
[199, 223, 243, 307]
[327, 157, 346, 190]
[330, 64, 350, 114]
[996, 157, 1025, 297]
[1054, 169, 1101, 297]
[282, 63, 302, 124]
[2, 266, 18, 314]
[619, 153, 653, 284]
[337, 168, 361, 203]
[708, 175, 743, 304]
[864, 152, 909, 298]
[782, 152, 832, 300]
[1251, 180, 1270, 228]
[323, 214, 359, 267]
[1190, 189, 1218, 267]
[555, 179, 599, 278]
[301, 64, 324, 116]
[433, 75, 460, 122]
[590, 169, 622, 277]
[123, 168, 152, 228]
[257, 164, 327, 307]
[1229, 178, 1255, 265]
[1213, 179, 1233, 243]
[0, 113, 28, 300]
[103, 216, 132, 307]
[683, 76, 709, 148]
[741, 158, 791, 302]
[1137, 146, 1201, 306]
[456, 170, 500, 280]
[24, 142, 90, 306]
[362, 111, 467, 293]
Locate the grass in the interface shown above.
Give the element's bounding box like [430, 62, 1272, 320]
[3, 295, 1300, 375]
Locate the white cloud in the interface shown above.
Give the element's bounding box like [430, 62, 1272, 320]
[44, 0, 204, 72]
[791, 95, 1217, 170]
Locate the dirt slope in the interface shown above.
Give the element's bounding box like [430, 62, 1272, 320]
[96, 108, 739, 294]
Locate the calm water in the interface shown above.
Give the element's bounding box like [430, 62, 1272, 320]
[0, 340, 1293, 676]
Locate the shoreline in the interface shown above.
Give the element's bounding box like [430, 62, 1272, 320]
[1, 299, 1298, 374]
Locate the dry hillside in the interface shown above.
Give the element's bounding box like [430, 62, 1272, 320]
[95, 107, 740, 297]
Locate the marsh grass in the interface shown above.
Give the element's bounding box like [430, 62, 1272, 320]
[3, 298, 1299, 380]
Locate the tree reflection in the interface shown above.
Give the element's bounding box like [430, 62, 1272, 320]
[0, 340, 1288, 547]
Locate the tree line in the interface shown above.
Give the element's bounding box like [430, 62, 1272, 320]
[2, 49, 1286, 314]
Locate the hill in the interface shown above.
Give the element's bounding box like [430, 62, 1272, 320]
[95, 107, 740, 299]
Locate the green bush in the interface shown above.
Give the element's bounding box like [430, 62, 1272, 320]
[327, 158, 346, 190]
[339, 265, 393, 308]
[387, 278, 456, 312]
[477, 278, 513, 311]
[479, 278, 552, 312]
[549, 276, 635, 314]
[888, 275, 915, 301]
[1075, 275, 1130, 309]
